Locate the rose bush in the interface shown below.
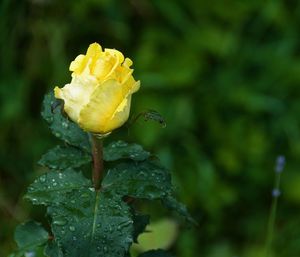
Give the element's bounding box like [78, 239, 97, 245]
[54, 43, 140, 134]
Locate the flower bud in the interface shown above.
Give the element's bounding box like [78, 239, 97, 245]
[54, 43, 140, 134]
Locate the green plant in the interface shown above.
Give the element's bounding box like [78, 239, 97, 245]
[9, 83, 193, 256]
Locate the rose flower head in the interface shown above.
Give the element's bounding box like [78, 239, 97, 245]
[54, 43, 140, 134]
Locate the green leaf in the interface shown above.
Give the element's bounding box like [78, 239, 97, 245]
[103, 160, 194, 223]
[25, 170, 134, 257]
[142, 110, 166, 128]
[11, 221, 49, 257]
[104, 141, 150, 162]
[138, 250, 174, 257]
[24, 159, 193, 256]
[102, 160, 172, 200]
[25, 169, 91, 205]
[41, 92, 90, 152]
[47, 190, 133, 257]
[38, 145, 91, 170]
[162, 196, 196, 225]
[44, 240, 63, 257]
[129, 110, 166, 128]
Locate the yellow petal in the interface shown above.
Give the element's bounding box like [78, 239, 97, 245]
[123, 58, 133, 68]
[86, 43, 102, 58]
[69, 54, 85, 73]
[105, 48, 125, 63]
[122, 75, 140, 95]
[104, 95, 132, 132]
[93, 56, 115, 81]
[56, 42, 140, 134]
[87, 43, 103, 73]
[69, 43, 103, 76]
[79, 80, 131, 133]
[54, 76, 97, 122]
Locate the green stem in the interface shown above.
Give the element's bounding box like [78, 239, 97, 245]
[91, 134, 103, 190]
[264, 170, 282, 257]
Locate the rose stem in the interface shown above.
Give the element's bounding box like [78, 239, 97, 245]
[91, 134, 103, 190]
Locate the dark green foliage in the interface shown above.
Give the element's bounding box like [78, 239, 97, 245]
[162, 196, 196, 225]
[11, 221, 49, 257]
[103, 141, 150, 162]
[24, 158, 190, 256]
[102, 160, 193, 222]
[14, 94, 191, 257]
[46, 190, 133, 257]
[38, 145, 91, 170]
[102, 161, 172, 199]
[44, 241, 63, 257]
[25, 169, 91, 206]
[129, 110, 167, 128]
[142, 110, 166, 128]
[23, 161, 187, 256]
[25, 168, 133, 257]
[41, 92, 91, 152]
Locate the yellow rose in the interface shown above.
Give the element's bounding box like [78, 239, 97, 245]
[54, 43, 140, 134]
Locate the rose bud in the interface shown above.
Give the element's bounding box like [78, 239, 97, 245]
[54, 43, 140, 134]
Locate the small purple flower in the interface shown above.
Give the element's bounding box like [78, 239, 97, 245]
[275, 155, 285, 173]
[272, 188, 281, 198]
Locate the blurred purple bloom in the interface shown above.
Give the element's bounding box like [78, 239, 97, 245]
[275, 155, 285, 173]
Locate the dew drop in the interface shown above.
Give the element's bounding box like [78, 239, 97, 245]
[69, 226, 76, 231]
[62, 122, 69, 128]
[25, 251, 36, 257]
[53, 218, 67, 226]
[39, 176, 46, 183]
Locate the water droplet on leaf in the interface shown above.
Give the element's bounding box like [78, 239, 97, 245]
[53, 218, 67, 226]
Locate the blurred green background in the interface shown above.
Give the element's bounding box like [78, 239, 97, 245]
[2, 0, 300, 256]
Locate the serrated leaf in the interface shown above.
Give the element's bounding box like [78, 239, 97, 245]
[138, 250, 174, 257]
[38, 145, 91, 170]
[47, 190, 133, 257]
[11, 221, 49, 257]
[25, 169, 91, 205]
[142, 110, 166, 128]
[102, 161, 172, 199]
[162, 196, 196, 225]
[129, 110, 166, 128]
[104, 141, 150, 162]
[44, 240, 63, 257]
[103, 160, 194, 223]
[24, 157, 193, 257]
[25, 169, 134, 257]
[41, 92, 90, 152]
